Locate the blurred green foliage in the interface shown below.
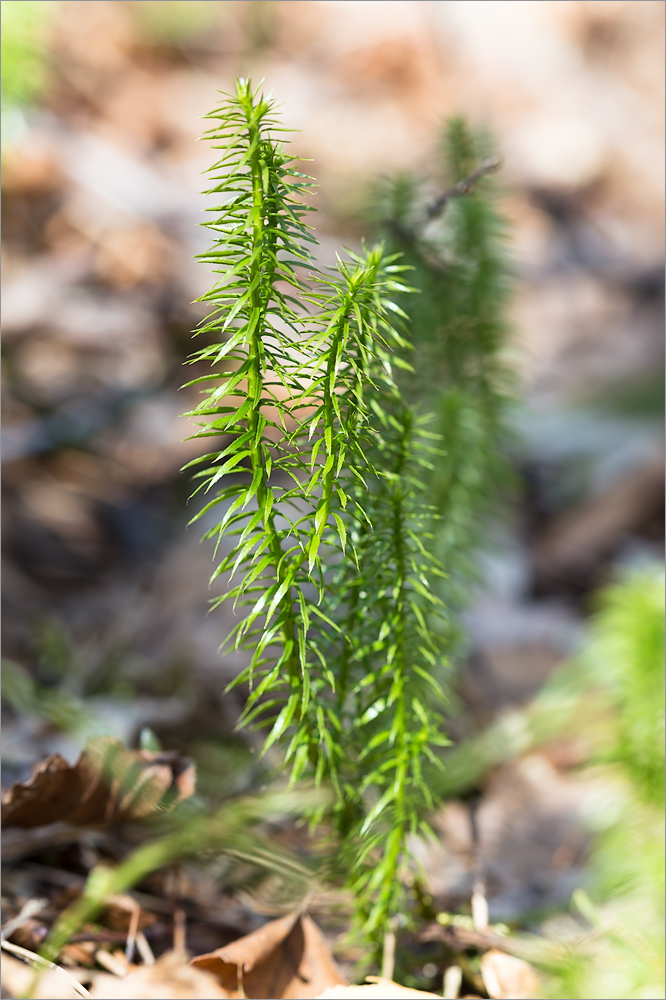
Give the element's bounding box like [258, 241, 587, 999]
[580, 567, 665, 808]
[375, 120, 514, 626]
[421, 566, 664, 998]
[40, 782, 322, 968]
[129, 0, 224, 44]
[544, 567, 665, 1000]
[1, 0, 56, 145]
[1, 656, 93, 738]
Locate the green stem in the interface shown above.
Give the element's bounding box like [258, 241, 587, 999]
[377, 406, 411, 930]
[246, 120, 300, 687]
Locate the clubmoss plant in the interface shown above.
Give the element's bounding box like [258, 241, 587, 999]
[374, 120, 514, 617]
[183, 79, 451, 951]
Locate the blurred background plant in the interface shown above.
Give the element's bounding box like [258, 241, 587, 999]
[1, 0, 58, 149]
[418, 565, 664, 998]
[541, 567, 665, 1000]
[372, 117, 514, 640]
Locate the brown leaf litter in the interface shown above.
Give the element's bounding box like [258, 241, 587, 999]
[315, 978, 441, 998]
[190, 911, 346, 999]
[1, 737, 195, 828]
[481, 948, 541, 1000]
[88, 950, 229, 999]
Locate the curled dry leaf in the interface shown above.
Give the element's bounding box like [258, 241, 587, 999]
[88, 951, 229, 999]
[315, 979, 441, 999]
[1, 737, 195, 829]
[481, 949, 541, 1000]
[190, 912, 346, 1000]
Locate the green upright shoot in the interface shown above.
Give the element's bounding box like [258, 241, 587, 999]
[184, 80, 449, 950]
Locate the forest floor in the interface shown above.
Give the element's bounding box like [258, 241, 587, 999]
[1, 3, 663, 998]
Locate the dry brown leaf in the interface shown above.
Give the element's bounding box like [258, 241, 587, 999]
[1, 738, 195, 828]
[481, 949, 541, 1000]
[190, 912, 346, 999]
[315, 979, 441, 999]
[88, 951, 229, 999]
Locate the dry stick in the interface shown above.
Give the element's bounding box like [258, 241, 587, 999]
[96, 949, 128, 977]
[1, 939, 91, 999]
[468, 798, 489, 932]
[385, 155, 503, 256]
[381, 918, 397, 982]
[135, 931, 155, 966]
[424, 156, 502, 221]
[443, 964, 463, 1000]
[124, 899, 141, 966]
[17, 862, 240, 934]
[1, 899, 47, 941]
[171, 864, 187, 957]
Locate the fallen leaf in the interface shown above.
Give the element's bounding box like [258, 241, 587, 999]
[88, 951, 229, 999]
[1, 738, 195, 828]
[481, 949, 541, 1000]
[315, 979, 441, 999]
[190, 912, 346, 999]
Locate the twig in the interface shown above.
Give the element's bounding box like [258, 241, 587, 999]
[443, 964, 463, 999]
[421, 921, 564, 968]
[1, 939, 91, 999]
[425, 156, 502, 221]
[1, 899, 47, 941]
[171, 864, 187, 957]
[136, 931, 155, 966]
[467, 797, 489, 931]
[381, 919, 397, 982]
[124, 899, 141, 966]
[471, 883, 489, 932]
[384, 155, 503, 264]
[96, 949, 128, 977]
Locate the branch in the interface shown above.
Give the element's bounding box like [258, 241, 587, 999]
[425, 155, 502, 221]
